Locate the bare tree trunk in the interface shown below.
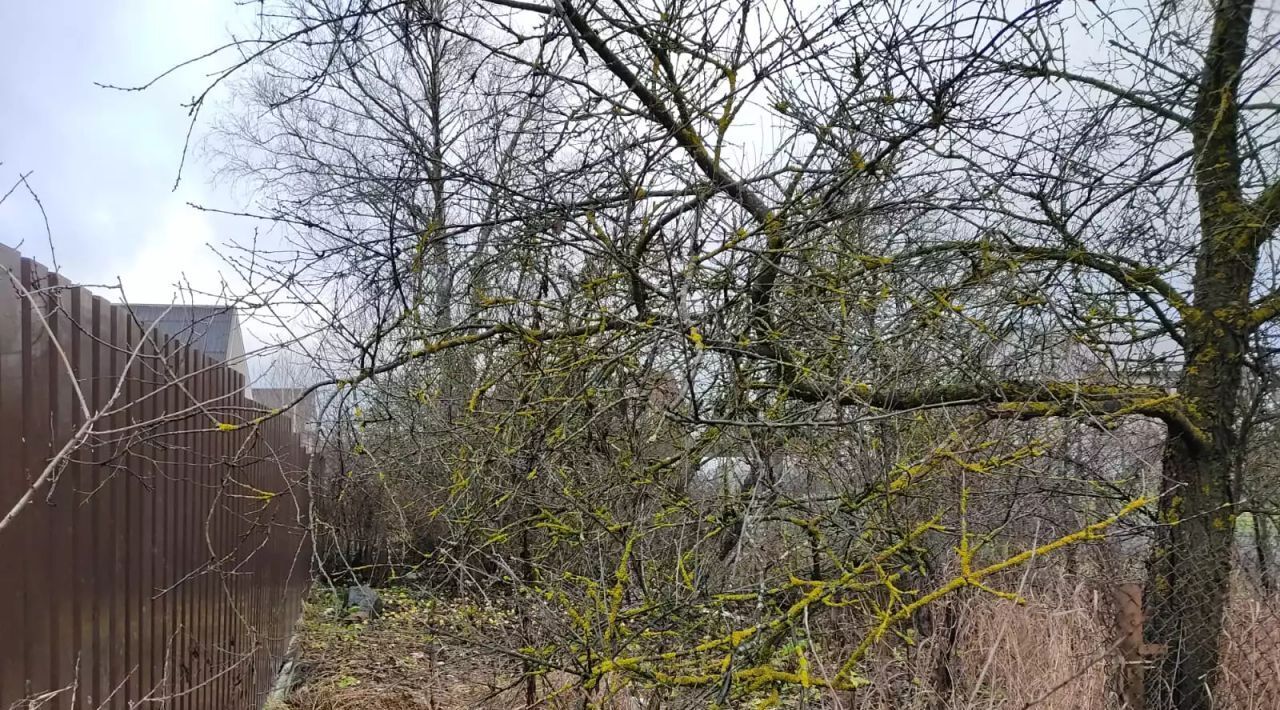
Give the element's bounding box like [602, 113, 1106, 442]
[927, 598, 960, 710]
[1145, 441, 1234, 709]
[1145, 386, 1239, 708]
[520, 526, 536, 708]
[1257, 514, 1275, 594]
[1144, 1, 1259, 705]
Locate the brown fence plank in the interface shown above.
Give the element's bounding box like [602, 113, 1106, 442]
[166, 338, 186, 710]
[70, 286, 92, 709]
[0, 245, 27, 704]
[139, 320, 159, 705]
[88, 292, 112, 709]
[223, 366, 240, 710]
[164, 336, 180, 708]
[208, 363, 223, 710]
[192, 352, 209, 710]
[180, 345, 196, 710]
[177, 345, 195, 710]
[159, 335, 174, 706]
[48, 274, 75, 710]
[22, 257, 53, 705]
[105, 300, 126, 709]
[120, 303, 142, 707]
[215, 361, 229, 710]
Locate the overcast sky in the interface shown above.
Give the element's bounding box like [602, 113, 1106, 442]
[0, 0, 256, 304]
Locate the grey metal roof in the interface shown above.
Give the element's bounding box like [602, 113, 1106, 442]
[127, 304, 238, 362]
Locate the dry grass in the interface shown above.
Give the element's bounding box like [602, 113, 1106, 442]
[846, 579, 1280, 710]
[832, 583, 1111, 710]
[280, 581, 1280, 710]
[281, 590, 528, 710]
[1215, 585, 1280, 710]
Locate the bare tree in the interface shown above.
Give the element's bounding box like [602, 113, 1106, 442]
[179, 0, 1280, 706]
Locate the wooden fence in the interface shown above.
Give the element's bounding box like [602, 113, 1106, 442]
[0, 244, 312, 709]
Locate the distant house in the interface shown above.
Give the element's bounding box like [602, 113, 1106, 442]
[252, 387, 319, 452]
[128, 304, 249, 381]
[128, 305, 320, 450]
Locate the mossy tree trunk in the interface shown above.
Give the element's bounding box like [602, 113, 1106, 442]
[1145, 203, 1256, 709]
[1145, 1, 1262, 706]
[1257, 515, 1276, 594]
[1146, 425, 1237, 708]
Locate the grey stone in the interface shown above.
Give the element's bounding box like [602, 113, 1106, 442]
[344, 585, 382, 620]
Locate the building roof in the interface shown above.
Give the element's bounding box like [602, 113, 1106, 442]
[128, 304, 241, 364]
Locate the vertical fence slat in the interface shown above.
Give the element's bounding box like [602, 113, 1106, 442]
[201, 358, 216, 710]
[209, 364, 222, 710]
[224, 365, 240, 710]
[227, 367, 243, 710]
[70, 287, 91, 709]
[213, 363, 228, 710]
[136, 319, 156, 704]
[22, 257, 53, 705]
[162, 336, 179, 709]
[119, 303, 139, 708]
[193, 352, 209, 710]
[48, 275, 76, 710]
[252, 380, 265, 708]
[260, 412, 271, 706]
[179, 345, 196, 710]
[179, 344, 195, 710]
[235, 372, 252, 710]
[88, 293, 111, 709]
[245, 374, 259, 710]
[44, 269, 64, 708]
[0, 245, 26, 704]
[168, 338, 187, 710]
[208, 362, 222, 710]
[218, 350, 234, 708]
[150, 325, 167, 705]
